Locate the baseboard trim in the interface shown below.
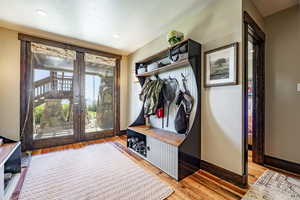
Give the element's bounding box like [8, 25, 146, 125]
[264, 155, 300, 175]
[179, 152, 200, 169]
[178, 152, 200, 180]
[200, 160, 247, 188]
[117, 130, 127, 136]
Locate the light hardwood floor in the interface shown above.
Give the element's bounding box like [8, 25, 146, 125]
[27, 135, 299, 200]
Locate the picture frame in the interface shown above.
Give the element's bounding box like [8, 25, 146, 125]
[204, 43, 238, 87]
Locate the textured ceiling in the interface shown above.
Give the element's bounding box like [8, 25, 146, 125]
[0, 0, 214, 53]
[252, 0, 299, 17]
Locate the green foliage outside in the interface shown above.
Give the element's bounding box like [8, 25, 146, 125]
[34, 102, 97, 125]
[87, 104, 97, 119]
[87, 104, 97, 112]
[87, 111, 96, 119]
[34, 102, 72, 124]
[33, 104, 45, 125]
[62, 104, 70, 121]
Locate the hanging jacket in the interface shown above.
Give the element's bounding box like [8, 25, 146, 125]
[139, 78, 164, 116]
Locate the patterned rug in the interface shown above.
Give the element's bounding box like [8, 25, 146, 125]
[19, 143, 173, 200]
[242, 170, 300, 200]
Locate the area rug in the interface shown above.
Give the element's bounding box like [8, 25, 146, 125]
[242, 170, 300, 200]
[18, 143, 173, 200]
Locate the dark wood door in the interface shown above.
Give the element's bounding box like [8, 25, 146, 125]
[80, 53, 117, 140]
[23, 44, 81, 149]
[20, 36, 121, 150]
[243, 11, 266, 169]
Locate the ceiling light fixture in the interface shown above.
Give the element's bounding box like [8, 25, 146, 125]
[36, 9, 47, 16]
[113, 34, 120, 39]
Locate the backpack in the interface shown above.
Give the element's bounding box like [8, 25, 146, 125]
[174, 104, 188, 134]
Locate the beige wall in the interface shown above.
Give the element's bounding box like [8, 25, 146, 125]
[0, 26, 129, 141]
[0, 28, 20, 141]
[128, 0, 244, 175]
[265, 5, 300, 164]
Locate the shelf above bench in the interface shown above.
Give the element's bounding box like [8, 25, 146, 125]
[128, 125, 185, 147]
[136, 59, 189, 77]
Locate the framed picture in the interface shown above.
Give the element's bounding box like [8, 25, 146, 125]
[204, 43, 238, 87]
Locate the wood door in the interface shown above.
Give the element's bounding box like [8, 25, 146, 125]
[22, 42, 80, 150]
[80, 53, 117, 140]
[243, 11, 266, 179]
[20, 35, 121, 150]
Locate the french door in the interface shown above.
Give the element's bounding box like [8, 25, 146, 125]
[20, 34, 120, 150]
[81, 53, 118, 141]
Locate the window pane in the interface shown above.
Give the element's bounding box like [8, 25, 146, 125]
[84, 58, 114, 133]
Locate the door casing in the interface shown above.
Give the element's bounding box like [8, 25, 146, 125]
[243, 11, 266, 185]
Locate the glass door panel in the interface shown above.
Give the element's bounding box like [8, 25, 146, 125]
[31, 44, 77, 143]
[84, 54, 115, 136]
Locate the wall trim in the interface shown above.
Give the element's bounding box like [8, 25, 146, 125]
[200, 160, 247, 188]
[179, 152, 200, 169]
[264, 155, 300, 175]
[117, 130, 127, 136]
[242, 12, 266, 187]
[178, 152, 201, 180]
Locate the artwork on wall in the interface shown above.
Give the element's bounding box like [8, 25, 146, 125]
[204, 43, 238, 87]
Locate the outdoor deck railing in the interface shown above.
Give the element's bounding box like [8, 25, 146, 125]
[34, 75, 73, 100]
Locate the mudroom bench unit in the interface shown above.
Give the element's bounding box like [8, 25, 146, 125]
[127, 126, 184, 180]
[127, 39, 202, 181]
